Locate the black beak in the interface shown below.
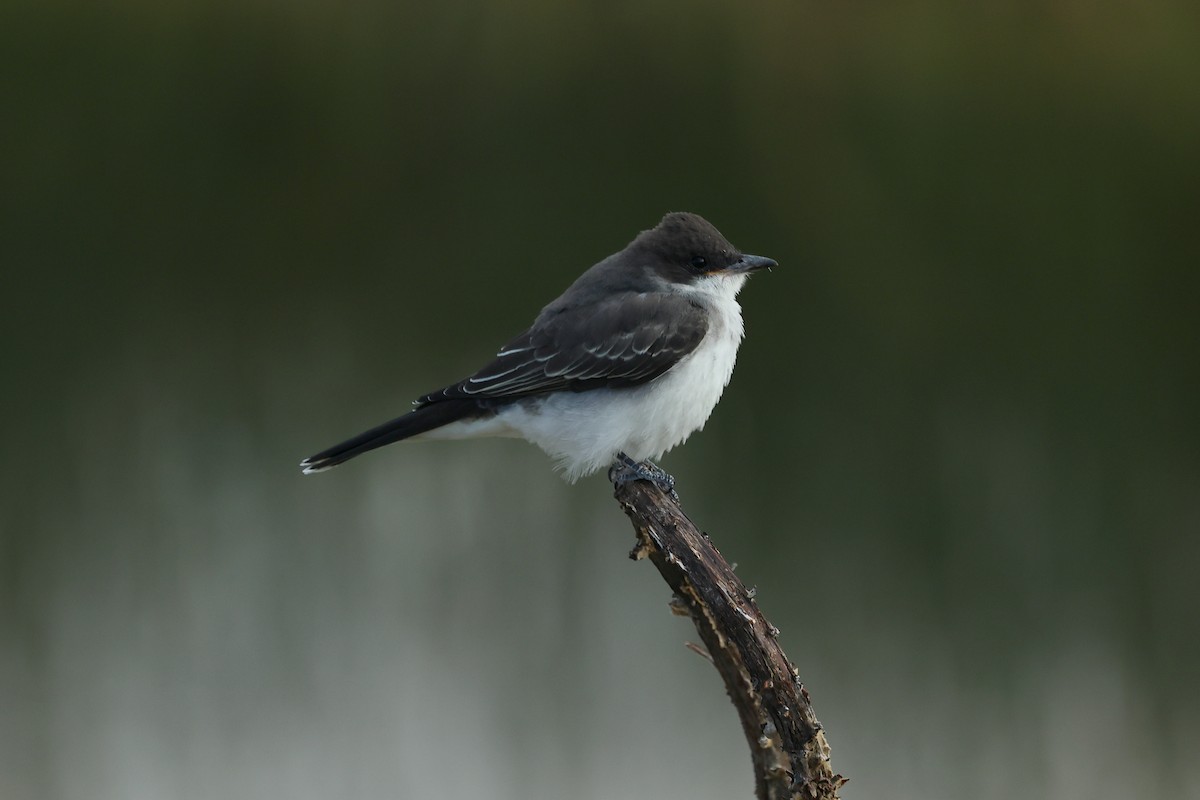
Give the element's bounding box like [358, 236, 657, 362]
[728, 253, 778, 273]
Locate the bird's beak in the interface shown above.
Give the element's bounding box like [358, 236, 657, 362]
[727, 253, 778, 273]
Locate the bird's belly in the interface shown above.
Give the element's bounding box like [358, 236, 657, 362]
[503, 323, 743, 481]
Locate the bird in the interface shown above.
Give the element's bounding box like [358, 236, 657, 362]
[300, 212, 776, 489]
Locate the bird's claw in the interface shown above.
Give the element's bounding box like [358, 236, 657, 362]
[609, 452, 680, 501]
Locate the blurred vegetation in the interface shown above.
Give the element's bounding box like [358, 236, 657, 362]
[2, 1, 1198, 798]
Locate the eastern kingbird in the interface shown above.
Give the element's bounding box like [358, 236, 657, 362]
[300, 212, 776, 486]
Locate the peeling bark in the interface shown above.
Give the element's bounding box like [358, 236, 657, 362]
[611, 478, 846, 800]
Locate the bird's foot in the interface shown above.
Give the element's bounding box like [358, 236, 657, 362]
[609, 452, 680, 501]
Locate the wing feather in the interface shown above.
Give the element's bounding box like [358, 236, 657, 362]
[416, 293, 708, 405]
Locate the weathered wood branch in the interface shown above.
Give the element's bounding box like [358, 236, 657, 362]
[610, 477, 846, 800]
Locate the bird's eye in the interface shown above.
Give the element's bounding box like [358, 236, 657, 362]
[689, 256, 708, 270]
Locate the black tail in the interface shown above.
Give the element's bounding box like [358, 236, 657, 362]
[300, 399, 484, 474]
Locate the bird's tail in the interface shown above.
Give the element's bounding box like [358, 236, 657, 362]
[300, 399, 483, 474]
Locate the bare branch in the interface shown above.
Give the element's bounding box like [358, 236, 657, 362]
[611, 478, 846, 800]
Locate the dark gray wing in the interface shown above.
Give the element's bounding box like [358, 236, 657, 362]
[416, 292, 708, 405]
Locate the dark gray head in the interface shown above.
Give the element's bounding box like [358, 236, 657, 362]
[629, 212, 777, 284]
[546, 212, 777, 313]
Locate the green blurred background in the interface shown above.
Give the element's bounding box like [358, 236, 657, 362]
[3, 0, 1198, 798]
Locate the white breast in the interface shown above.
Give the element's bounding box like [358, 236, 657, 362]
[492, 273, 750, 481]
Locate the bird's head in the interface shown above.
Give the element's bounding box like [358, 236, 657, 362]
[633, 212, 777, 288]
